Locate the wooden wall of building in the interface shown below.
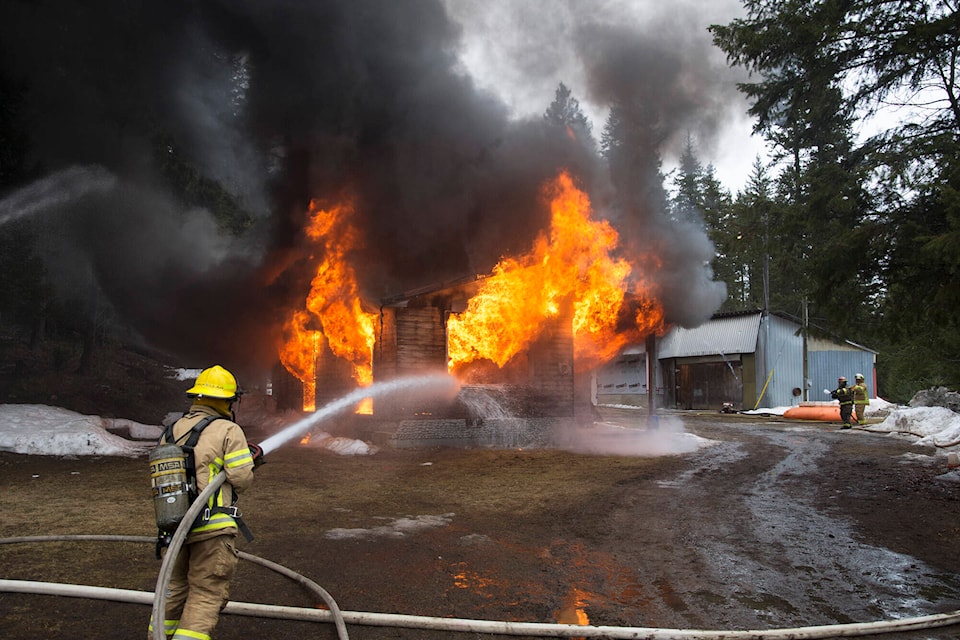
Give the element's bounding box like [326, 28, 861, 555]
[524, 313, 575, 417]
[373, 305, 450, 417]
[374, 306, 447, 378]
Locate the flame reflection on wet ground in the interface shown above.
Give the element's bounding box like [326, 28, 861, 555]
[452, 561, 498, 595]
[555, 586, 591, 631]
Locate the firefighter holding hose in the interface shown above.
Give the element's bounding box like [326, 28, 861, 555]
[830, 376, 855, 429]
[148, 365, 262, 640]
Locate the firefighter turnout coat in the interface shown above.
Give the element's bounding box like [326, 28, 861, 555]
[165, 404, 254, 543]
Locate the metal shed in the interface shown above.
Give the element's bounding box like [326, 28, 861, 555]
[659, 312, 763, 410]
[596, 310, 877, 411]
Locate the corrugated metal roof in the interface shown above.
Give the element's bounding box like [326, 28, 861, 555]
[659, 312, 762, 358]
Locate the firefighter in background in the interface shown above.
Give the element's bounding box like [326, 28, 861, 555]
[830, 376, 855, 429]
[148, 365, 256, 640]
[851, 373, 870, 425]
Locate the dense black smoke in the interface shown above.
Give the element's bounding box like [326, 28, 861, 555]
[0, 0, 738, 374]
[575, 14, 742, 326]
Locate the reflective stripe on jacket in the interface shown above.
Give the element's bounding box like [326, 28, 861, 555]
[833, 387, 854, 405]
[851, 383, 870, 405]
[167, 405, 254, 541]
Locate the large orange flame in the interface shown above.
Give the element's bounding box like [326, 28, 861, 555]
[279, 199, 376, 411]
[447, 171, 664, 373]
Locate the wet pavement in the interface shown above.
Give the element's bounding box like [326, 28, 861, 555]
[591, 410, 960, 636]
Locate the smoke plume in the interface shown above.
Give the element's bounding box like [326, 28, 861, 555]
[0, 0, 742, 375]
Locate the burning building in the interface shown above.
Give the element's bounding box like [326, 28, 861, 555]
[0, 1, 736, 430]
[271, 172, 671, 446]
[374, 275, 576, 420]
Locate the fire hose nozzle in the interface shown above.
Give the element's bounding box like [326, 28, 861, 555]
[248, 442, 266, 468]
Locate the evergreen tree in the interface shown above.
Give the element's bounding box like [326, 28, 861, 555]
[710, 0, 960, 398]
[599, 100, 669, 228]
[544, 82, 593, 144]
[713, 3, 870, 334]
[728, 158, 775, 310]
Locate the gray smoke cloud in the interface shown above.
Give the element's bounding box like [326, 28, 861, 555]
[0, 0, 741, 373]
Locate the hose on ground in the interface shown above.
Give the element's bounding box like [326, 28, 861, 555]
[3, 575, 960, 639]
[148, 471, 348, 640]
[0, 533, 348, 640]
[150, 470, 219, 640]
[3, 535, 960, 639]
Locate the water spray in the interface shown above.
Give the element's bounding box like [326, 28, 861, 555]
[0, 165, 117, 228]
[256, 372, 460, 455]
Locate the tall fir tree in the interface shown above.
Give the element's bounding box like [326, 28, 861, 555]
[710, 0, 960, 398]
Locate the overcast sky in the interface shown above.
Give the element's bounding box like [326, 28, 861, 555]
[442, 0, 768, 193]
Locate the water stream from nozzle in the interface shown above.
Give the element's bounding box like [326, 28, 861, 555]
[0, 165, 117, 228]
[256, 373, 460, 455]
[458, 384, 515, 421]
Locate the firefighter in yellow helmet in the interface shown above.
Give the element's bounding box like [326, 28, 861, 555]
[148, 365, 257, 640]
[851, 373, 870, 425]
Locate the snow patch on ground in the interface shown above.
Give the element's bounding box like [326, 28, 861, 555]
[324, 513, 455, 539]
[0, 403, 377, 457]
[0, 404, 154, 457]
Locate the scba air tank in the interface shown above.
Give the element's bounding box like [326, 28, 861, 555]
[149, 443, 192, 532]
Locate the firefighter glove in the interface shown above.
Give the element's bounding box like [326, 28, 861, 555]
[248, 442, 265, 468]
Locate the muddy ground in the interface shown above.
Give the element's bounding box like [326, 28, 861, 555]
[2, 408, 960, 640]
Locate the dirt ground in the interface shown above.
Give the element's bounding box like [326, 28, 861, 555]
[3, 408, 960, 640]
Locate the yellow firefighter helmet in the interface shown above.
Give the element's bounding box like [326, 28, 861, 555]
[186, 365, 242, 400]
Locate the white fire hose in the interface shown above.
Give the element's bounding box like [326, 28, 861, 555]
[3, 535, 960, 639]
[148, 470, 349, 640]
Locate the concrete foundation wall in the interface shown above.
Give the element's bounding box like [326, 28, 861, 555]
[390, 417, 563, 449]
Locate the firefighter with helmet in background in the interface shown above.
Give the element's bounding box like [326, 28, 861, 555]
[830, 376, 855, 429]
[148, 365, 258, 640]
[851, 373, 870, 425]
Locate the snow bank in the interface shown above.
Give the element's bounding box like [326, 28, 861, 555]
[870, 405, 960, 449]
[0, 403, 379, 457]
[0, 404, 154, 457]
[300, 430, 379, 456]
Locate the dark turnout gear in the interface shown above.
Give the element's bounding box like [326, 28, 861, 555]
[831, 377, 855, 429]
[148, 365, 255, 640]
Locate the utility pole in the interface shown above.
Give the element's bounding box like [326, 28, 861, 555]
[802, 297, 809, 401]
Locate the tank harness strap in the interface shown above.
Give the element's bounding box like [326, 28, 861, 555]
[198, 505, 255, 542]
[182, 416, 255, 543]
[179, 415, 220, 493]
[156, 415, 254, 553]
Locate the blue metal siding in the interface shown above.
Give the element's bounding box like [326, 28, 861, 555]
[755, 314, 805, 409]
[808, 351, 875, 401]
[595, 311, 877, 410]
